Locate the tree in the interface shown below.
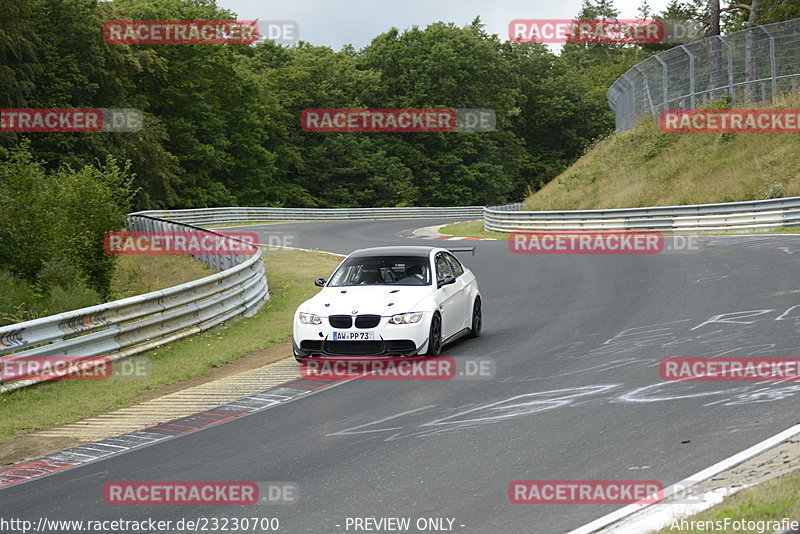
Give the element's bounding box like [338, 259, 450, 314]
[708, 0, 724, 99]
[0, 142, 135, 297]
[0, 0, 39, 109]
[745, 0, 762, 102]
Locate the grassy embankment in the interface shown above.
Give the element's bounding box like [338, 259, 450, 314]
[441, 93, 800, 238]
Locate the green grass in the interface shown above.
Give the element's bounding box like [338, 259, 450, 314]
[438, 220, 509, 239]
[525, 93, 800, 211]
[650, 470, 800, 533]
[748, 226, 800, 234]
[109, 254, 215, 300]
[0, 249, 341, 442]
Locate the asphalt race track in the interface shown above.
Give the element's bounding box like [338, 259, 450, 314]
[4, 219, 800, 533]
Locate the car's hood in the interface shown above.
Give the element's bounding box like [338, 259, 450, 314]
[304, 285, 435, 316]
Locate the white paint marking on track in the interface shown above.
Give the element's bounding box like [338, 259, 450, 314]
[566, 423, 800, 534]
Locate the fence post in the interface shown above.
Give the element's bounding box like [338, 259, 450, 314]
[625, 76, 637, 130]
[718, 35, 735, 104]
[654, 55, 669, 113]
[680, 45, 697, 109]
[608, 19, 800, 131]
[635, 66, 656, 118]
[761, 25, 778, 101]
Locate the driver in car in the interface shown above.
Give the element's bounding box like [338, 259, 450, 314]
[357, 266, 384, 284]
[401, 263, 426, 283]
[406, 263, 425, 281]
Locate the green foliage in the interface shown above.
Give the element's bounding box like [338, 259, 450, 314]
[0, 0, 39, 110]
[5, 0, 793, 213]
[758, 0, 800, 24]
[0, 269, 102, 326]
[0, 0, 623, 210]
[0, 270, 43, 325]
[0, 142, 136, 298]
[642, 131, 680, 160]
[0, 0, 796, 322]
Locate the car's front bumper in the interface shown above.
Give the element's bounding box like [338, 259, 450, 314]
[292, 315, 431, 358]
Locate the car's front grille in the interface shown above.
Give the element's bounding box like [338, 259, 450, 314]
[329, 315, 382, 328]
[323, 341, 385, 355]
[328, 315, 352, 328]
[355, 314, 381, 328]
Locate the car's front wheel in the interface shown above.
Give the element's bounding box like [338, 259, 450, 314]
[424, 313, 443, 356]
[469, 297, 482, 338]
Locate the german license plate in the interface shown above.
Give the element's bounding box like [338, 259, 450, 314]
[332, 331, 374, 341]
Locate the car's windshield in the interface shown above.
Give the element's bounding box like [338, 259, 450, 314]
[328, 256, 431, 286]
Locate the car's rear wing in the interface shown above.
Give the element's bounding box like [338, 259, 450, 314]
[445, 246, 476, 256]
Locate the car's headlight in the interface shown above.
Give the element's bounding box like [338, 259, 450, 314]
[299, 312, 322, 325]
[389, 312, 423, 324]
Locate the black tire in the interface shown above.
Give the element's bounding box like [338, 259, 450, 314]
[424, 313, 443, 356]
[469, 297, 482, 338]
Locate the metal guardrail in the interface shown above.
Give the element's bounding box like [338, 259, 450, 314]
[11, 196, 791, 392]
[131, 206, 485, 226]
[0, 215, 268, 393]
[487, 203, 523, 212]
[0, 204, 489, 392]
[609, 18, 800, 131]
[484, 196, 800, 232]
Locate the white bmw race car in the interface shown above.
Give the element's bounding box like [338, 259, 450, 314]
[292, 246, 481, 361]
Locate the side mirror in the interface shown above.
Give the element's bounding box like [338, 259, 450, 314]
[314, 278, 326, 287]
[437, 274, 456, 288]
